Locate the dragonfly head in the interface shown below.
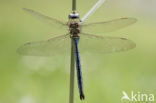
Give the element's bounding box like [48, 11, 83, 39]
[69, 11, 79, 19]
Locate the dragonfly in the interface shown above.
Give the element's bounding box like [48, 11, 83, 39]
[17, 8, 137, 100]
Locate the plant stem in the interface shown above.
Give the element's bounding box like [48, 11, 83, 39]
[69, 1, 76, 103]
[69, 39, 75, 103]
[72, 0, 76, 11]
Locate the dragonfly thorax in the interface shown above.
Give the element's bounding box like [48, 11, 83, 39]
[69, 21, 80, 38]
[69, 12, 81, 38]
[68, 11, 81, 38]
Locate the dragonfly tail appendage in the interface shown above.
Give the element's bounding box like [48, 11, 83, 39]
[80, 92, 85, 100]
[73, 38, 85, 100]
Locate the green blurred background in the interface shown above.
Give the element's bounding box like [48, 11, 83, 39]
[0, 0, 156, 103]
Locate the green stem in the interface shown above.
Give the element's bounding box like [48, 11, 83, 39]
[69, 0, 76, 103]
[72, 0, 76, 11]
[69, 39, 75, 103]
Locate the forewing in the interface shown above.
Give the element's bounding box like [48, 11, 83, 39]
[81, 18, 137, 34]
[23, 8, 68, 31]
[17, 34, 70, 56]
[79, 33, 136, 53]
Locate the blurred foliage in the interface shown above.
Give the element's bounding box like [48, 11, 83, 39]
[0, 0, 156, 103]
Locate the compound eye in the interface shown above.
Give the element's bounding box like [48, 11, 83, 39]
[69, 13, 79, 19]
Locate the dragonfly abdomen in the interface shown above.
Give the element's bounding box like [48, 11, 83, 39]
[73, 38, 85, 100]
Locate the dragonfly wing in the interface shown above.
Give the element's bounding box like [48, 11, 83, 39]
[23, 8, 68, 31]
[81, 18, 137, 34]
[79, 33, 136, 53]
[17, 34, 70, 56]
